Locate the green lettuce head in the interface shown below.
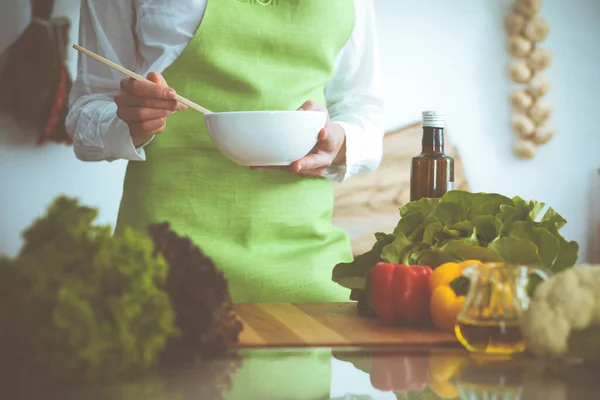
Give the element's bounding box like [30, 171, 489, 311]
[333, 191, 579, 292]
[7, 196, 178, 381]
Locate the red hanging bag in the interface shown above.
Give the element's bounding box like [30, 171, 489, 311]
[0, 0, 72, 146]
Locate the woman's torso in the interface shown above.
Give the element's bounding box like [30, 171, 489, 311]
[116, 0, 357, 303]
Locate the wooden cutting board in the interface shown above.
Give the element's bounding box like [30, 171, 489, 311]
[232, 302, 458, 348]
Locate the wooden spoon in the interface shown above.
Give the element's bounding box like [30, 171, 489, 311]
[72, 44, 212, 115]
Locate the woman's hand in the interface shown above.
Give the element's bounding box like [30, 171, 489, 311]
[114, 72, 187, 147]
[251, 100, 346, 177]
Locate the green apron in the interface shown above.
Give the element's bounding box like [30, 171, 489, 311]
[116, 0, 355, 304]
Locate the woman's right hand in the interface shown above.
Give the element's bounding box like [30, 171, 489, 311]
[114, 72, 187, 147]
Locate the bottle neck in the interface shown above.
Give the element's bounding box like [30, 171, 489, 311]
[421, 126, 445, 154]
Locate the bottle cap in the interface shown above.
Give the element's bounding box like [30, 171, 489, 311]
[422, 111, 445, 128]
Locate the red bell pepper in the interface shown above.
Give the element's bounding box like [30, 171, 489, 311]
[370, 262, 433, 325]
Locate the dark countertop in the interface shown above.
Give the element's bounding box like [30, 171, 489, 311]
[11, 346, 600, 400]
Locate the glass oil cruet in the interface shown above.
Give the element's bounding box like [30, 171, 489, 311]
[454, 262, 550, 356]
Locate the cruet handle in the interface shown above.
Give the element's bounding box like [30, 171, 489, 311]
[525, 266, 552, 297]
[528, 266, 551, 282]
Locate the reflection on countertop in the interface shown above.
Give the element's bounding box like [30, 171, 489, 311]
[7, 347, 600, 400]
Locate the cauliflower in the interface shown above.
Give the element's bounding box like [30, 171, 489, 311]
[522, 264, 600, 359]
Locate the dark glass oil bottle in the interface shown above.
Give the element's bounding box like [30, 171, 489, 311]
[410, 111, 455, 202]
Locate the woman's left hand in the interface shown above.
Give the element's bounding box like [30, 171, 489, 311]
[250, 100, 346, 177]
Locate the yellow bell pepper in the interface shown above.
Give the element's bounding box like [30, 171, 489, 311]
[428, 353, 465, 399]
[429, 378, 460, 399]
[429, 260, 481, 333]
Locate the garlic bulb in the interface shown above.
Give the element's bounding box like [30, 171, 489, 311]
[526, 75, 551, 98]
[532, 123, 555, 145]
[510, 90, 533, 112]
[524, 17, 550, 42]
[515, 0, 542, 17]
[529, 101, 553, 124]
[511, 113, 536, 139]
[513, 139, 537, 159]
[505, 0, 554, 159]
[507, 36, 533, 58]
[505, 13, 527, 35]
[527, 48, 552, 71]
[508, 60, 533, 83]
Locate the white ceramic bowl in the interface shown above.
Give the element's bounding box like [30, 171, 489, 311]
[204, 110, 327, 166]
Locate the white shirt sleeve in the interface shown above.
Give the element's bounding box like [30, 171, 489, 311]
[65, 0, 205, 162]
[324, 0, 385, 183]
[66, 0, 139, 162]
[67, 0, 384, 178]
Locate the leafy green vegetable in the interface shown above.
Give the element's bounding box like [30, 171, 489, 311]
[2, 196, 245, 395]
[332, 191, 579, 295]
[332, 232, 394, 290]
[439, 240, 503, 263]
[540, 206, 567, 230]
[553, 240, 580, 272]
[148, 222, 243, 363]
[537, 210, 579, 272]
[3, 197, 178, 382]
[488, 237, 543, 265]
[422, 221, 443, 244]
[508, 221, 560, 267]
[0, 255, 37, 387]
[381, 233, 414, 264]
[472, 215, 502, 246]
[414, 248, 457, 269]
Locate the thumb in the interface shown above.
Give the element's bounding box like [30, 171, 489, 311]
[146, 72, 168, 87]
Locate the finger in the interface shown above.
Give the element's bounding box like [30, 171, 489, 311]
[120, 77, 177, 100]
[291, 152, 332, 174]
[117, 107, 175, 123]
[128, 117, 166, 137]
[147, 72, 167, 86]
[297, 100, 327, 112]
[316, 128, 338, 153]
[114, 92, 185, 111]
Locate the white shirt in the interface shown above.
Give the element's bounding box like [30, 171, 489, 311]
[66, 0, 384, 182]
